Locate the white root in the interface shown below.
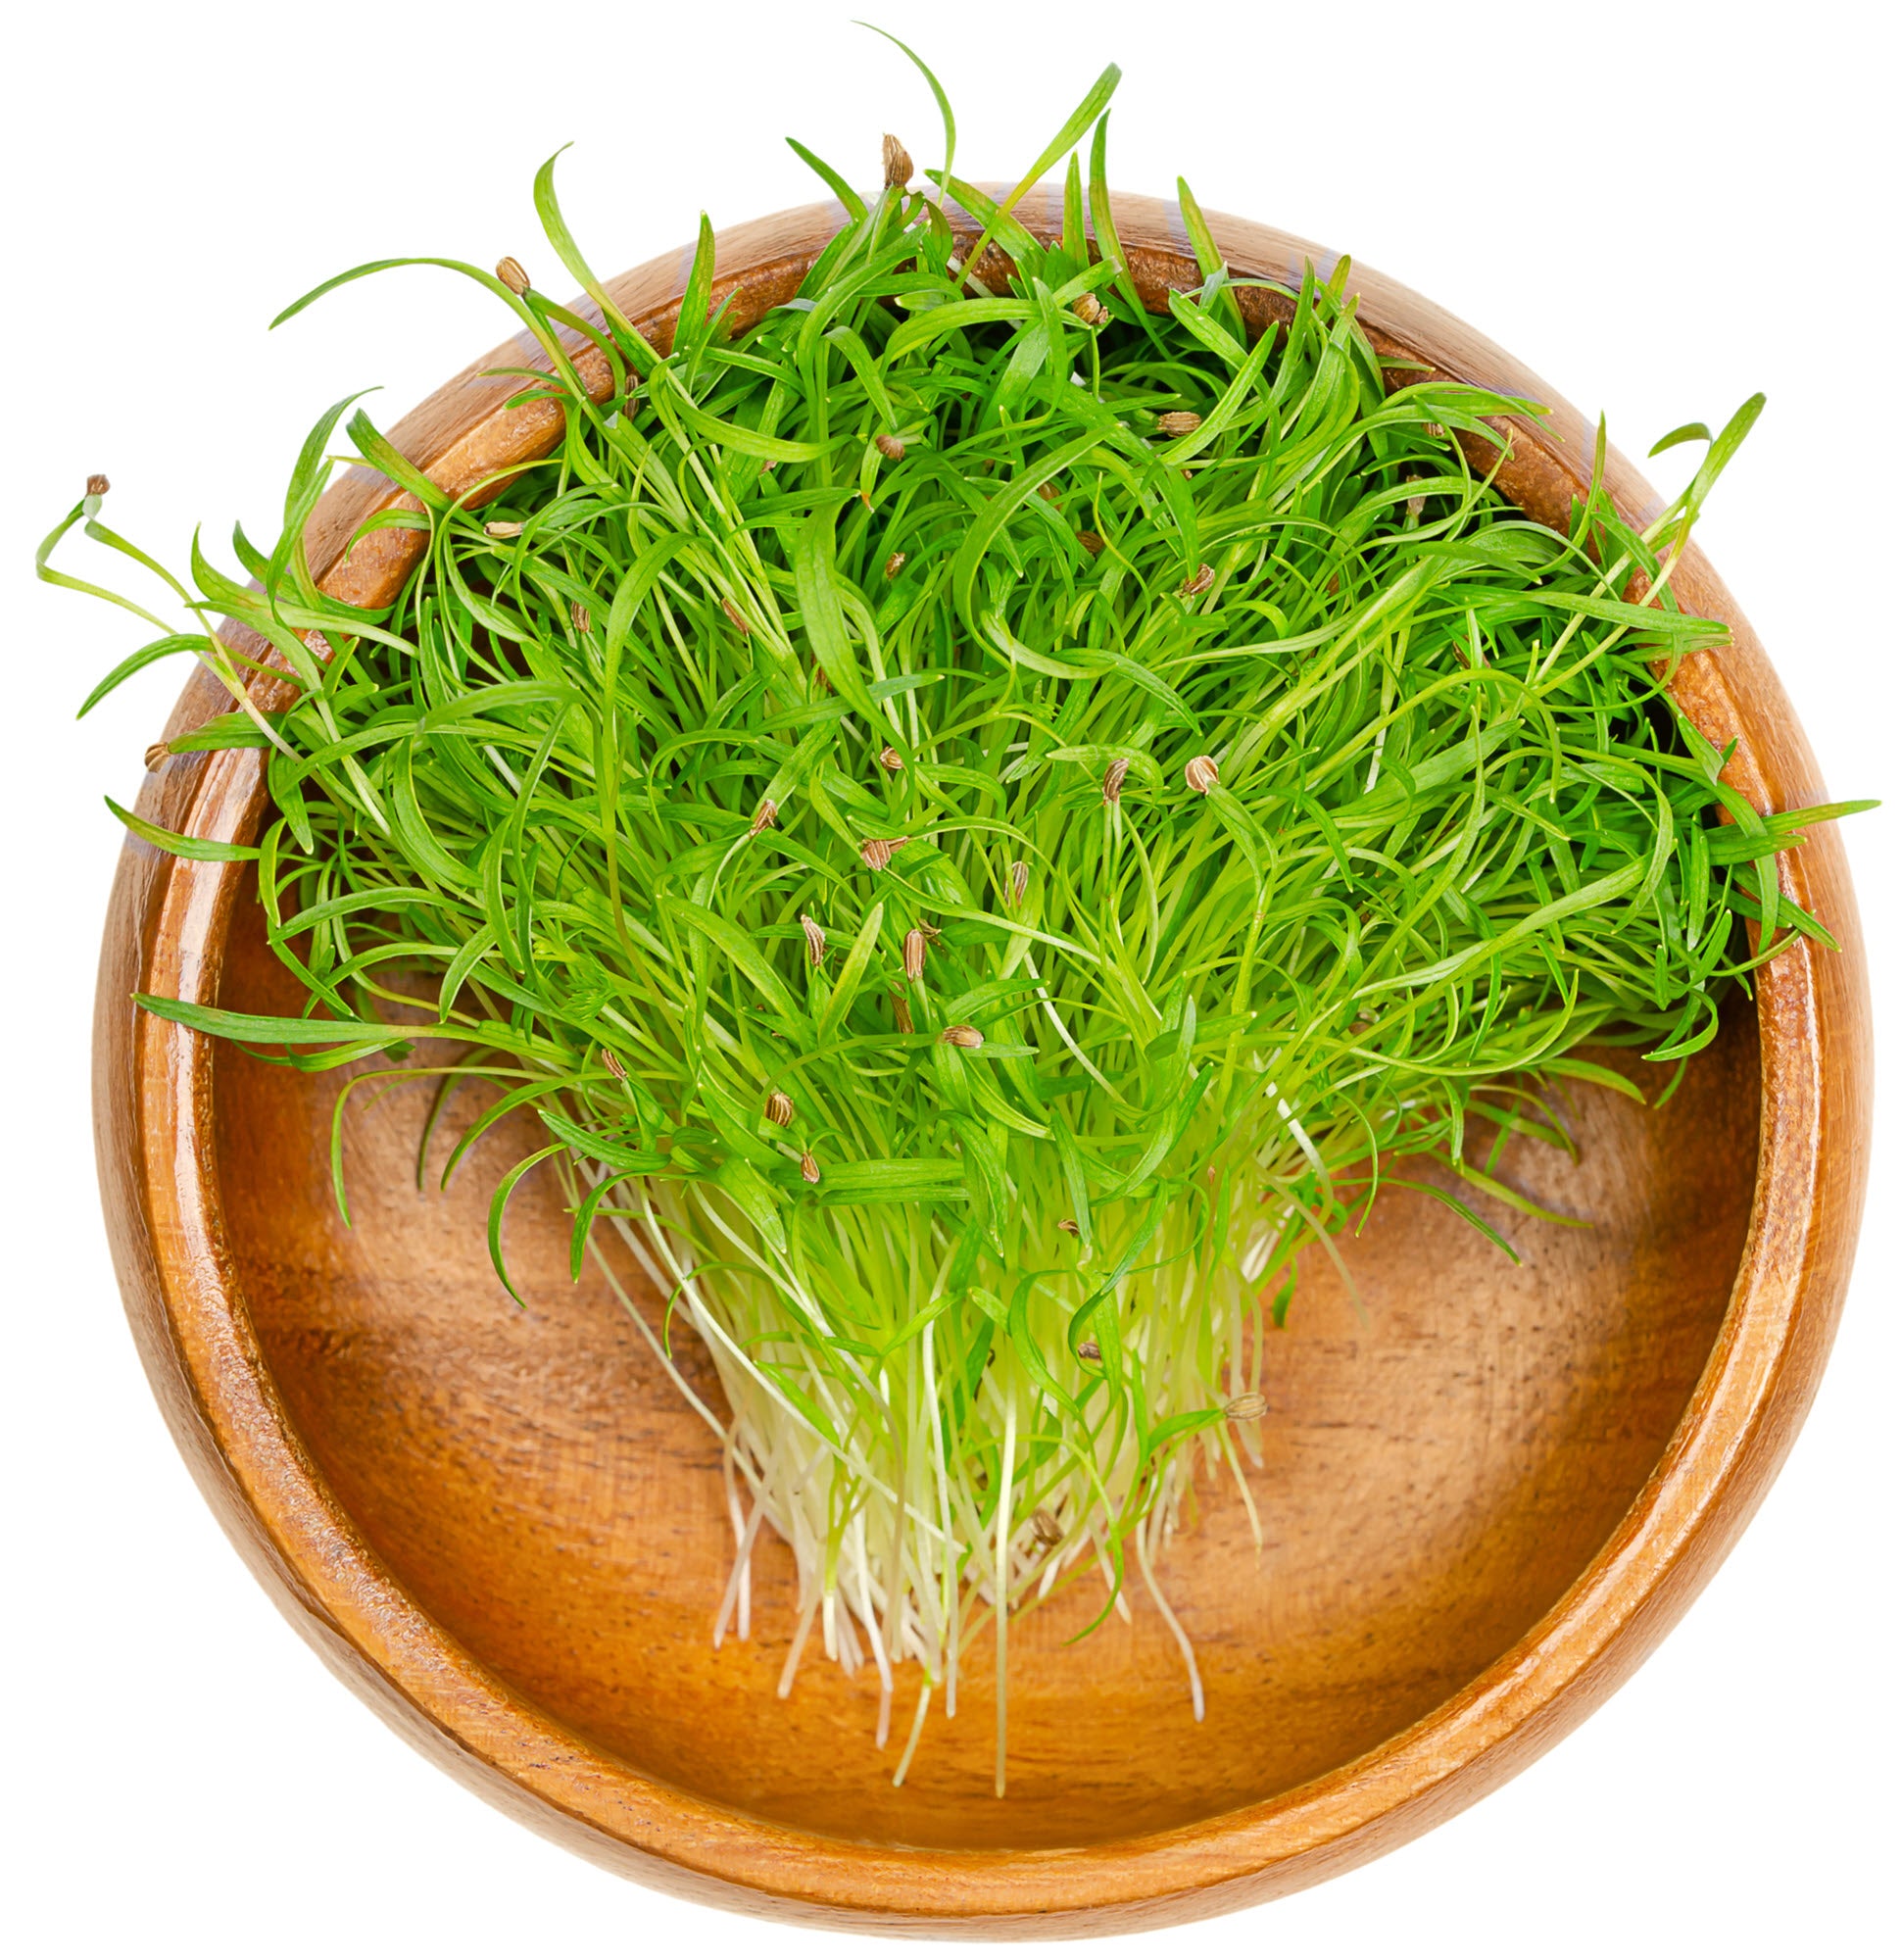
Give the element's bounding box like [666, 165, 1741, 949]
[585, 1167, 1292, 1776]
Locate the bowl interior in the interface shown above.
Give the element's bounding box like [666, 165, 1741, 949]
[212, 888, 1758, 1852]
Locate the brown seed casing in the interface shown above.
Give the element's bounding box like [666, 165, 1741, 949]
[1008, 859, 1029, 906]
[877, 744, 903, 772]
[1031, 1508, 1063, 1549]
[144, 741, 170, 772]
[882, 132, 913, 189]
[1077, 529, 1105, 556]
[1156, 411, 1202, 437]
[883, 551, 906, 579]
[1102, 757, 1131, 804]
[484, 519, 523, 538]
[748, 798, 777, 836]
[1073, 292, 1106, 325]
[892, 995, 914, 1035]
[1078, 1337, 1102, 1361]
[859, 836, 903, 871]
[902, 929, 927, 981]
[1038, 480, 1059, 502]
[874, 432, 905, 462]
[719, 597, 751, 635]
[800, 913, 826, 966]
[1225, 1392, 1270, 1422]
[570, 601, 592, 634]
[1056, 1218, 1080, 1236]
[1185, 754, 1220, 794]
[940, 1024, 983, 1049]
[602, 1051, 627, 1081]
[496, 256, 531, 296]
[800, 1151, 821, 1185]
[86, 473, 110, 498]
[764, 1090, 794, 1128]
[1181, 563, 1216, 598]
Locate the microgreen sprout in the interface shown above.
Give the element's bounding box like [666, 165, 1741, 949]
[47, 45, 1869, 1794]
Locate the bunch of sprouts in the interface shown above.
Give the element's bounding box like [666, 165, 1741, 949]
[46, 44, 1862, 1790]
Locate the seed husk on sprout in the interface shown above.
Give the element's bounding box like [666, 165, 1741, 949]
[495, 256, 530, 295]
[764, 1090, 794, 1127]
[799, 913, 826, 965]
[748, 797, 777, 836]
[875, 432, 905, 461]
[1185, 755, 1219, 794]
[902, 928, 927, 980]
[882, 132, 913, 188]
[1101, 757, 1130, 803]
[484, 518, 523, 538]
[878, 743, 903, 771]
[143, 740, 169, 771]
[883, 551, 905, 578]
[941, 1024, 984, 1049]
[800, 1151, 821, 1185]
[1156, 411, 1202, 436]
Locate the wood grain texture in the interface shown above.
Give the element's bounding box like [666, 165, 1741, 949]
[93, 185, 1871, 1934]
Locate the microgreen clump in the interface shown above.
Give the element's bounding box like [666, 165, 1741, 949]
[48, 46, 1865, 1792]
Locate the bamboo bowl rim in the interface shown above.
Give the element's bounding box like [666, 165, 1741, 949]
[94, 186, 1871, 1936]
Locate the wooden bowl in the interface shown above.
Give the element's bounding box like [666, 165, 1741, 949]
[95, 189, 1871, 1935]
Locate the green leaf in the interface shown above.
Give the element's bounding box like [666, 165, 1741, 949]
[106, 795, 260, 861]
[812, 1159, 967, 1204]
[666, 898, 804, 1025]
[793, 506, 879, 716]
[815, 900, 884, 1043]
[487, 1143, 567, 1306]
[716, 1154, 790, 1255]
[132, 995, 426, 1051]
[785, 137, 867, 221]
[858, 23, 956, 182]
[78, 634, 215, 718]
[1649, 420, 1713, 457]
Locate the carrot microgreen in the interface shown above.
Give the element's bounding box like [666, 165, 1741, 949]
[49, 45, 1870, 1793]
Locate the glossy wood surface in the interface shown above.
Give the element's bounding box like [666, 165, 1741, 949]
[94, 185, 1871, 1932]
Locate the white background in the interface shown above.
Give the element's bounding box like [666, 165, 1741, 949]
[4, 2, 1893, 1952]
